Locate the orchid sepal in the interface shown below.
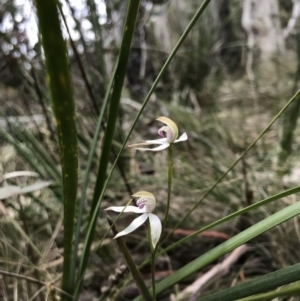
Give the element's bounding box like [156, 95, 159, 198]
[114, 213, 148, 239]
[148, 213, 162, 248]
[174, 132, 188, 143]
[105, 206, 147, 213]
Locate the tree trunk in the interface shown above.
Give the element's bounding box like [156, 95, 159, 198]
[242, 0, 284, 61]
[283, 0, 300, 39]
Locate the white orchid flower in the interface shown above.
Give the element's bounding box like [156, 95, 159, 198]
[105, 191, 162, 249]
[128, 116, 188, 151]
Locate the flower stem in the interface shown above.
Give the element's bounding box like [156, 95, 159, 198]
[163, 144, 174, 229]
[150, 144, 174, 301]
[151, 251, 156, 301]
[148, 221, 156, 300]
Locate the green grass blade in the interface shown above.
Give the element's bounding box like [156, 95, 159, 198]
[35, 0, 78, 297]
[77, 0, 141, 288]
[197, 264, 300, 301]
[235, 281, 300, 301]
[71, 63, 117, 281]
[133, 200, 300, 300]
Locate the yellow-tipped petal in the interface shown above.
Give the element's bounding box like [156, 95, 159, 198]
[132, 191, 155, 200]
[156, 116, 178, 142]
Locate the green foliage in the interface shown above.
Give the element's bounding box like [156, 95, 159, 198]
[35, 0, 78, 297]
[197, 264, 300, 301]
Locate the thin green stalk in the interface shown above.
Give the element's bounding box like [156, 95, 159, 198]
[151, 251, 156, 301]
[149, 143, 174, 300]
[70, 63, 117, 284]
[147, 221, 156, 301]
[163, 144, 174, 230]
[235, 281, 300, 301]
[165, 88, 300, 241]
[57, 2, 99, 114]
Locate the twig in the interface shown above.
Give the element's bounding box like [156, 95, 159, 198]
[0, 276, 8, 301]
[173, 245, 250, 301]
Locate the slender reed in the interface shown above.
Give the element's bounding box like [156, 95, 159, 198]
[163, 144, 174, 230]
[151, 251, 156, 301]
[150, 144, 174, 301]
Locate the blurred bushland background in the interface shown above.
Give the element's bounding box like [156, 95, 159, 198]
[1, 0, 300, 300]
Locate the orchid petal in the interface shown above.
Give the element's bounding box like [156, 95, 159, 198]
[128, 138, 167, 148]
[148, 213, 162, 248]
[144, 138, 168, 144]
[128, 142, 157, 148]
[174, 132, 188, 143]
[114, 213, 148, 239]
[135, 143, 170, 152]
[105, 206, 147, 213]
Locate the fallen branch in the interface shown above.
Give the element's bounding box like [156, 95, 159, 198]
[172, 244, 250, 301]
